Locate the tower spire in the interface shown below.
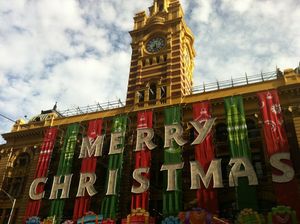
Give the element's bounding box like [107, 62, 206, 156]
[152, 0, 173, 13]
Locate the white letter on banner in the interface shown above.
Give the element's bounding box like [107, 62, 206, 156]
[79, 135, 105, 158]
[109, 132, 125, 155]
[160, 163, 184, 191]
[190, 159, 223, 189]
[131, 168, 150, 194]
[135, 128, 157, 151]
[29, 177, 47, 200]
[164, 124, 187, 148]
[270, 152, 295, 183]
[229, 158, 258, 187]
[76, 173, 98, 197]
[190, 118, 216, 145]
[49, 174, 73, 200]
[106, 169, 118, 195]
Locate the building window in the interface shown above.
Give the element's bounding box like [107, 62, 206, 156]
[137, 91, 145, 106]
[149, 83, 157, 103]
[1, 152, 31, 199]
[13, 153, 30, 168]
[137, 91, 145, 103]
[160, 86, 166, 104]
[9, 177, 25, 198]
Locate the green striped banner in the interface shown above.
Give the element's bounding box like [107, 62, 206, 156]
[163, 106, 183, 216]
[224, 96, 257, 210]
[101, 115, 127, 219]
[49, 123, 80, 222]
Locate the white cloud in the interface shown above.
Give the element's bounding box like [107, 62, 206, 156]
[221, 0, 253, 13]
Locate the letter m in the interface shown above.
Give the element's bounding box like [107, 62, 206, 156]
[79, 135, 104, 158]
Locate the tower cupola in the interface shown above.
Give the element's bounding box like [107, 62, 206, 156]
[126, 0, 196, 108]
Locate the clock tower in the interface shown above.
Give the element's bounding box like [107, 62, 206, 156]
[126, 0, 195, 108]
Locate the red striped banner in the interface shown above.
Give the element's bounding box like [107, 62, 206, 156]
[257, 90, 300, 219]
[131, 111, 153, 211]
[193, 101, 218, 213]
[24, 127, 58, 222]
[73, 119, 103, 220]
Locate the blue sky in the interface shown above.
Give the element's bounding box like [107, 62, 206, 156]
[0, 0, 299, 142]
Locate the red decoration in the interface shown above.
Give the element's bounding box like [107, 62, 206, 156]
[102, 219, 115, 224]
[131, 111, 153, 211]
[73, 119, 103, 221]
[257, 90, 300, 219]
[193, 101, 218, 214]
[24, 127, 58, 222]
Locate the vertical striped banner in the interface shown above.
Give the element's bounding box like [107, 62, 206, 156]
[224, 96, 258, 210]
[257, 90, 300, 219]
[101, 115, 127, 221]
[24, 127, 58, 221]
[163, 106, 183, 216]
[73, 119, 103, 220]
[193, 101, 218, 213]
[49, 124, 80, 222]
[131, 111, 153, 211]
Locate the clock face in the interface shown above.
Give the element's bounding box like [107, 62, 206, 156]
[146, 37, 166, 53]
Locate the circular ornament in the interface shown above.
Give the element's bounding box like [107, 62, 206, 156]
[146, 37, 166, 53]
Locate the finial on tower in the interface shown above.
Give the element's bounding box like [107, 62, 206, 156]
[152, 0, 173, 13]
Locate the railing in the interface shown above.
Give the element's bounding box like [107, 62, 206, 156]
[192, 71, 278, 94]
[58, 99, 125, 117]
[58, 71, 279, 117]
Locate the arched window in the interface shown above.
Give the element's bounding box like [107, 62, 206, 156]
[149, 83, 157, 102]
[6, 152, 31, 198]
[13, 153, 30, 168]
[215, 123, 228, 142]
[137, 91, 145, 103]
